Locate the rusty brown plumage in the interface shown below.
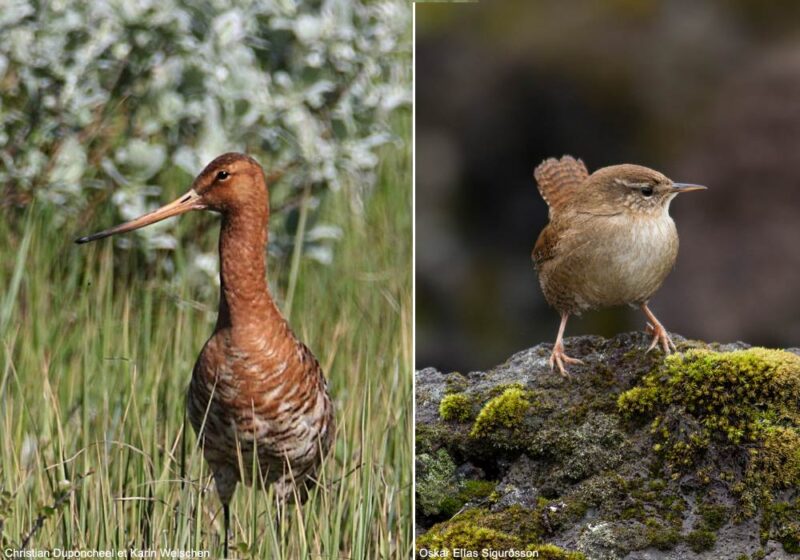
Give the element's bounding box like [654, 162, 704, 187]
[77, 153, 334, 555]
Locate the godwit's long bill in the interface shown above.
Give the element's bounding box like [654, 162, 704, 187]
[77, 153, 335, 557]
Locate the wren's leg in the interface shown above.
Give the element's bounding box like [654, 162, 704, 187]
[640, 303, 677, 353]
[549, 312, 583, 376]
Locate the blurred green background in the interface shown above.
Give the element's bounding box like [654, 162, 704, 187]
[416, 0, 800, 372]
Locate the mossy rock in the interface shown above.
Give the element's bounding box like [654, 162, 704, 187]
[416, 449, 461, 517]
[645, 520, 681, 550]
[416, 506, 538, 551]
[761, 498, 800, 554]
[416, 506, 585, 559]
[618, 348, 800, 516]
[416, 447, 498, 520]
[440, 392, 474, 422]
[698, 503, 730, 531]
[470, 385, 533, 439]
[686, 528, 717, 552]
[530, 544, 586, 559]
[417, 335, 800, 558]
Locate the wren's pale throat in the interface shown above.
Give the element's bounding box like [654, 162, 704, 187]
[532, 156, 706, 375]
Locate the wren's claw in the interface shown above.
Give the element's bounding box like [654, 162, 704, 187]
[640, 303, 677, 354]
[549, 342, 583, 376]
[645, 322, 676, 354]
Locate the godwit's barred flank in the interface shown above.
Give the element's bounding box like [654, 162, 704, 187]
[77, 153, 335, 556]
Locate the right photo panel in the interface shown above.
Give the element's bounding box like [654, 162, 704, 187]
[415, 2, 800, 559]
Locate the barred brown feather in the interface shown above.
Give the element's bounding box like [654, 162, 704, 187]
[533, 155, 589, 217]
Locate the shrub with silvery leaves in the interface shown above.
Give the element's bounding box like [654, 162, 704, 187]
[0, 0, 410, 274]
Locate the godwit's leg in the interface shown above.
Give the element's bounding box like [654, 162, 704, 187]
[223, 504, 230, 558]
[213, 468, 237, 558]
[640, 302, 676, 354]
[549, 312, 583, 376]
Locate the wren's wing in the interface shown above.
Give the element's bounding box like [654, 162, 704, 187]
[532, 221, 561, 269]
[534, 156, 589, 218]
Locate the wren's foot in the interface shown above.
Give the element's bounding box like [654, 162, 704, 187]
[549, 342, 583, 376]
[645, 322, 677, 354]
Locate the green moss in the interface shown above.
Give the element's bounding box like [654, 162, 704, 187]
[686, 529, 716, 552]
[644, 519, 681, 550]
[747, 426, 800, 492]
[458, 480, 496, 504]
[470, 386, 532, 439]
[417, 520, 521, 551]
[416, 423, 447, 456]
[779, 526, 800, 554]
[416, 450, 500, 519]
[416, 507, 585, 559]
[416, 506, 539, 551]
[761, 498, 800, 553]
[443, 372, 470, 395]
[617, 348, 800, 517]
[439, 392, 473, 422]
[529, 544, 586, 559]
[699, 503, 729, 531]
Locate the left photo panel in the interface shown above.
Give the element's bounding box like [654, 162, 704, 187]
[0, 2, 412, 558]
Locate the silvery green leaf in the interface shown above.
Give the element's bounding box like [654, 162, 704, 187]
[112, 189, 149, 221]
[304, 244, 333, 266]
[157, 92, 185, 125]
[196, 99, 233, 165]
[193, 252, 219, 277]
[115, 139, 166, 181]
[0, 0, 34, 27]
[146, 233, 178, 250]
[173, 147, 200, 176]
[101, 157, 131, 187]
[213, 10, 247, 47]
[305, 80, 336, 109]
[293, 14, 325, 44]
[48, 136, 86, 185]
[306, 224, 343, 242]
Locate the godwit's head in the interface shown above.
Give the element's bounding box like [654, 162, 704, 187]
[76, 152, 268, 244]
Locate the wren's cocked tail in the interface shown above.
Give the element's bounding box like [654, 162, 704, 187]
[532, 155, 706, 376]
[76, 153, 335, 558]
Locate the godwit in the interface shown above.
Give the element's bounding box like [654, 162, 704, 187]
[77, 153, 335, 556]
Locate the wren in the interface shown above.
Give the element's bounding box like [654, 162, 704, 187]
[532, 155, 706, 375]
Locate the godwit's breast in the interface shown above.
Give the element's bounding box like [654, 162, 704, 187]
[187, 331, 334, 485]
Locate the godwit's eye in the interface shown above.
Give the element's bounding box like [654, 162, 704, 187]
[641, 186, 654, 197]
[216, 170, 230, 181]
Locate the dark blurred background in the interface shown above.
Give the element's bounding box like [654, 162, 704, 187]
[416, 0, 800, 373]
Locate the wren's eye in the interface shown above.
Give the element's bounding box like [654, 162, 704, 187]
[216, 170, 230, 181]
[641, 186, 654, 197]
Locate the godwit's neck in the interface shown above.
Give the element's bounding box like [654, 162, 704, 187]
[216, 206, 277, 329]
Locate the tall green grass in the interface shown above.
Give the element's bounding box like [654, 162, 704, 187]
[0, 132, 412, 558]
